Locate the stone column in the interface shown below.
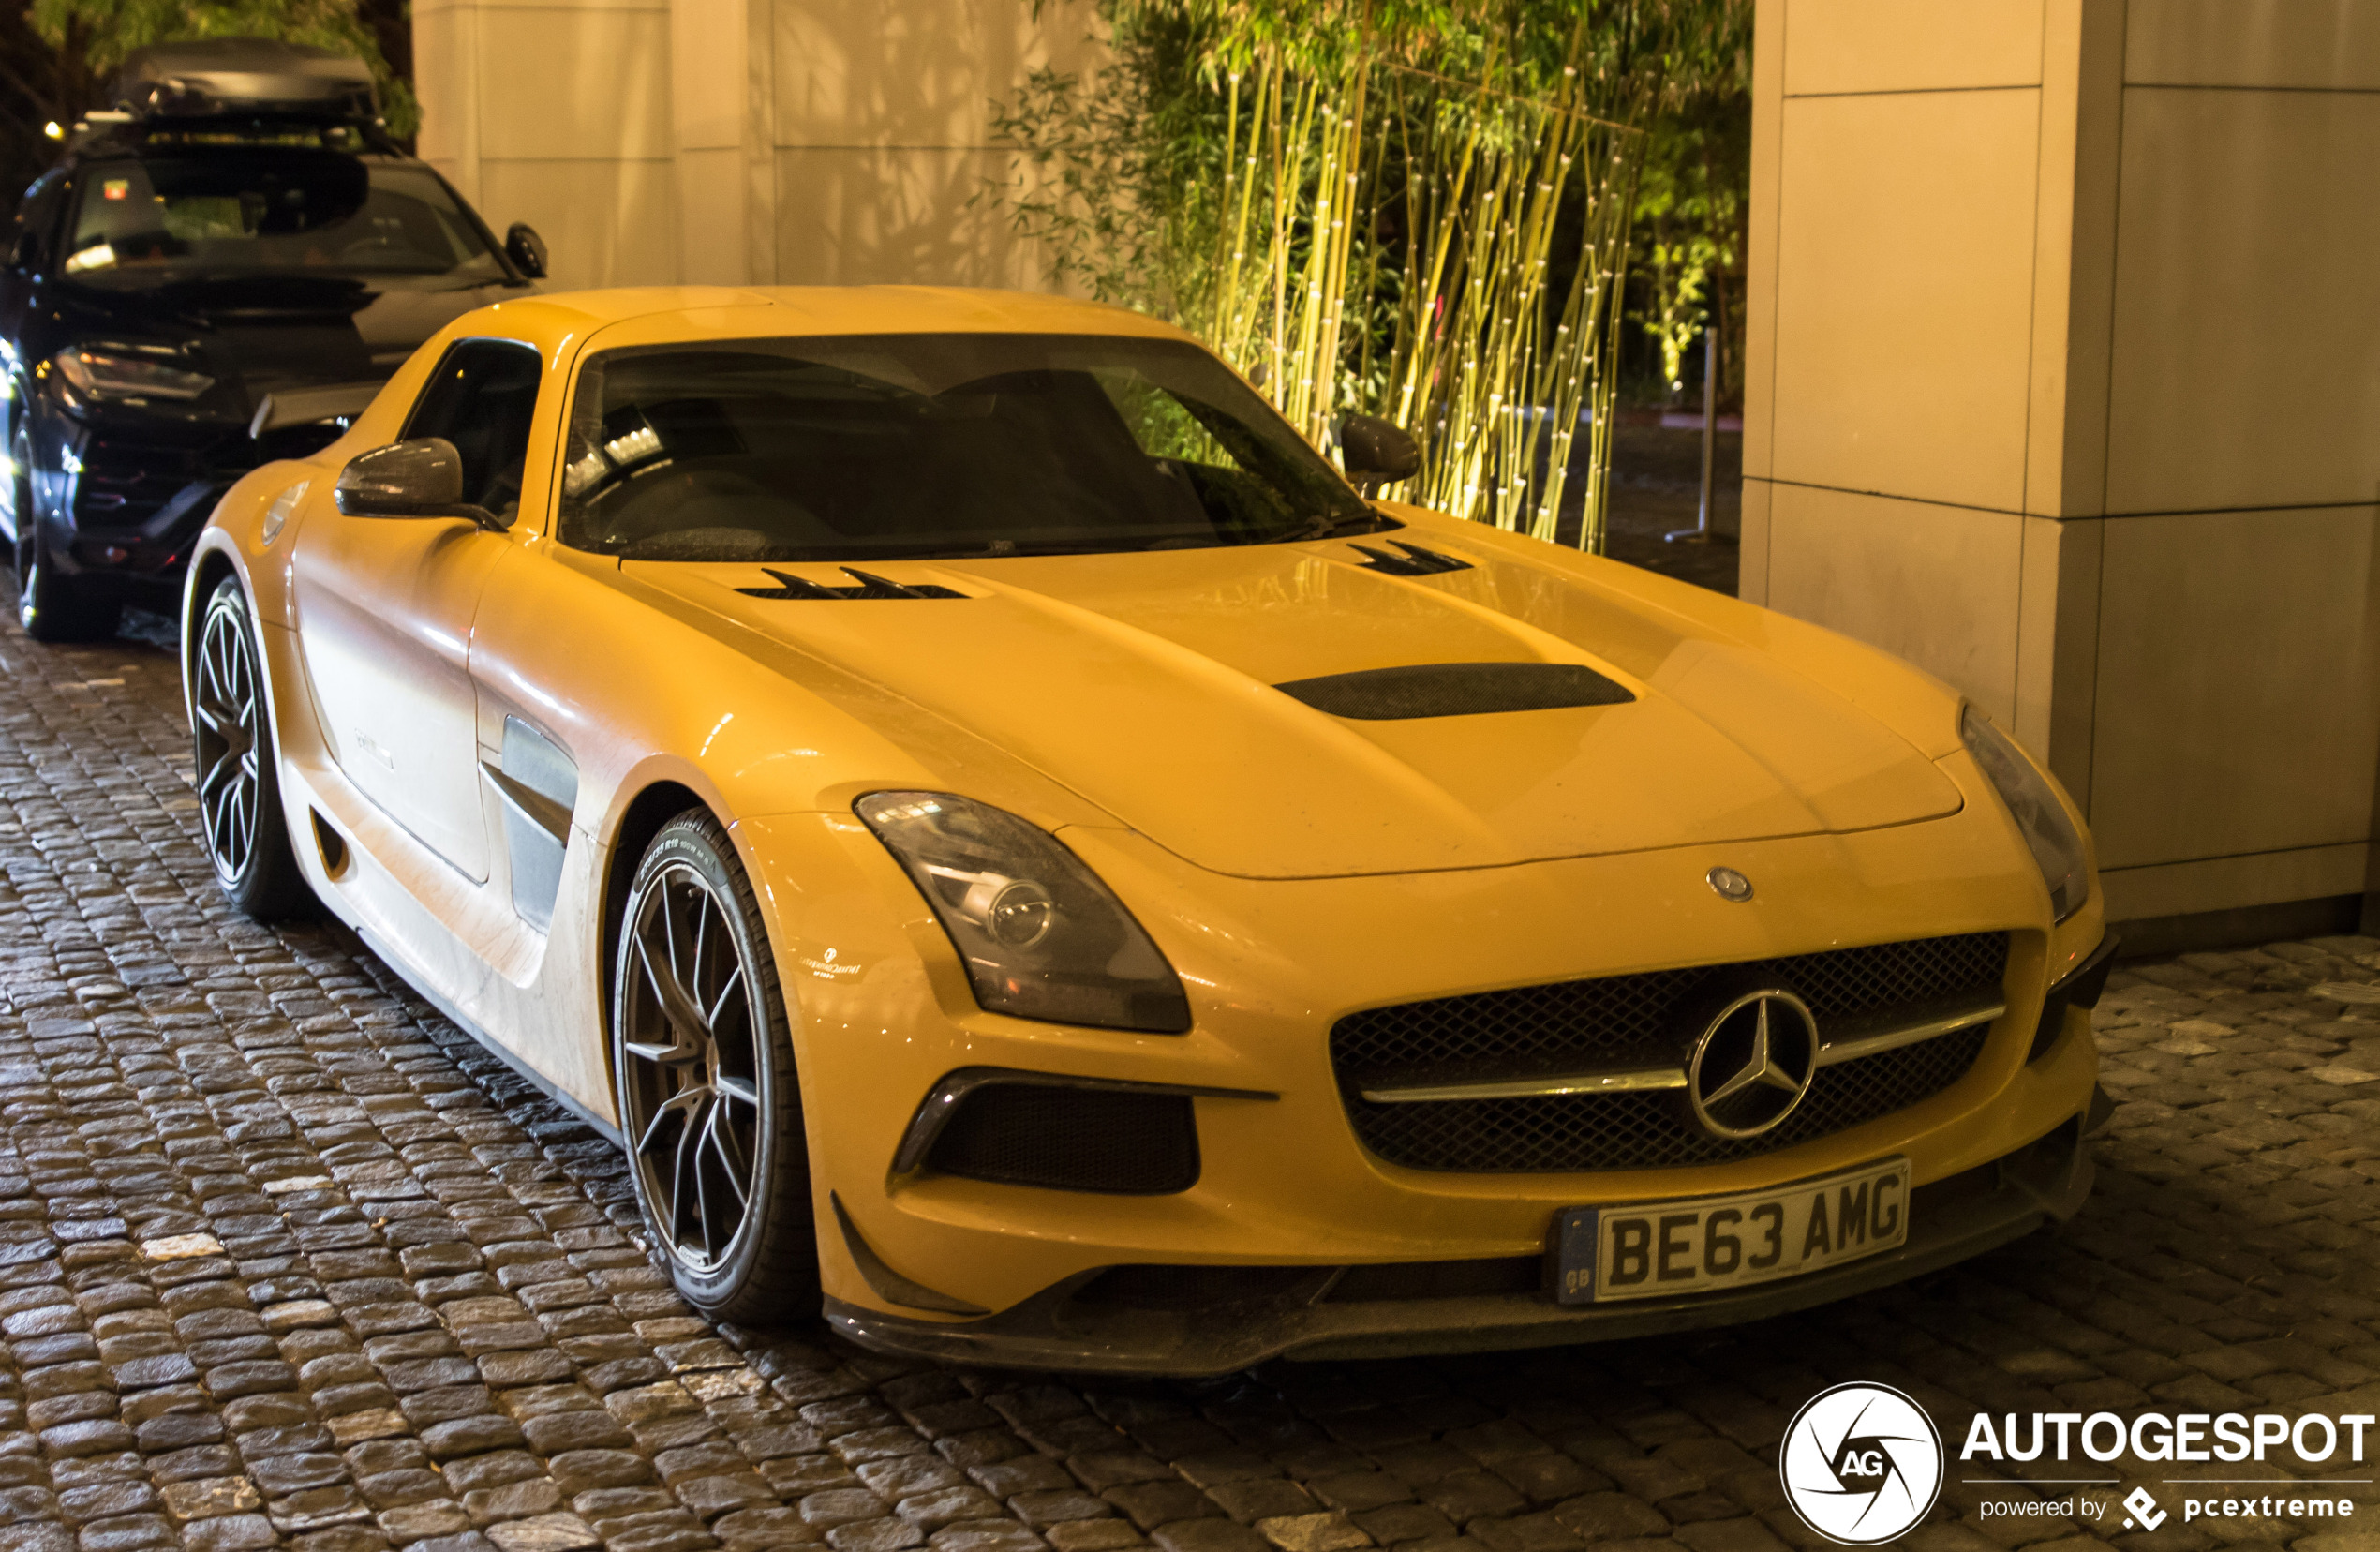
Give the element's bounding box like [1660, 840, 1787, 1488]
[671, 0, 776, 285]
[1742, 0, 2380, 934]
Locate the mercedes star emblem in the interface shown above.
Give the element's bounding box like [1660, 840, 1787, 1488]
[1707, 865, 1754, 902]
[1685, 988, 1820, 1139]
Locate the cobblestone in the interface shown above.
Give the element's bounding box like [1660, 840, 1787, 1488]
[1, 614, 2378, 1552]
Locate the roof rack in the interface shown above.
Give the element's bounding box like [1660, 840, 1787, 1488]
[111, 37, 379, 123]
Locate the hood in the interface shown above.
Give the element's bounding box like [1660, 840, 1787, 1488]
[52, 274, 512, 403]
[630, 536, 1964, 879]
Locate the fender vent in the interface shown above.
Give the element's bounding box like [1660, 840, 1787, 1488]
[738, 567, 967, 600]
[1277, 662, 1633, 720]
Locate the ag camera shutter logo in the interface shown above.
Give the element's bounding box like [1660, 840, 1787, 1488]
[1780, 1383, 1945, 1545]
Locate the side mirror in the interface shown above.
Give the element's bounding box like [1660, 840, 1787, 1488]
[504, 222, 548, 280]
[335, 439, 502, 530]
[1339, 411, 1421, 488]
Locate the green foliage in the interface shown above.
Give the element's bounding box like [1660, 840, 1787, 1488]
[30, 0, 418, 137]
[989, 0, 1748, 549]
[1629, 24, 1748, 402]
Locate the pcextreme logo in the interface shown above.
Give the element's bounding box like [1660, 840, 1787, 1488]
[1783, 1388, 2376, 1543]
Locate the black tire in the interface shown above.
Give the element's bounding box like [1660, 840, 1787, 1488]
[190, 576, 312, 918]
[14, 425, 118, 643]
[613, 811, 818, 1320]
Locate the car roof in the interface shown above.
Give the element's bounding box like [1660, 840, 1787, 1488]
[448, 286, 1197, 356]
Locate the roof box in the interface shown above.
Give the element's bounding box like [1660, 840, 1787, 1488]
[113, 37, 378, 121]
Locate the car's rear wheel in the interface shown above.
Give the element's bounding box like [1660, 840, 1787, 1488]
[192, 575, 310, 918]
[614, 811, 818, 1320]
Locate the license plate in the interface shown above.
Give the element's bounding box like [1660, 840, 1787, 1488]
[1552, 1157, 1911, 1305]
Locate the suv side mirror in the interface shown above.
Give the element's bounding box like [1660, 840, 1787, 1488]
[504, 223, 548, 280]
[335, 439, 503, 530]
[1339, 411, 1421, 487]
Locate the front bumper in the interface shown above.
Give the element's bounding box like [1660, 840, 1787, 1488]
[827, 1110, 2096, 1374]
[737, 754, 2105, 1353]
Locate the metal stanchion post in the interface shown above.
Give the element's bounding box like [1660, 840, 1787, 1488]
[1667, 326, 1719, 545]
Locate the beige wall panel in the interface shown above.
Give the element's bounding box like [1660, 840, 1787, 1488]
[1739, 478, 1773, 605]
[676, 148, 746, 285]
[2105, 90, 2380, 515]
[2125, 0, 2380, 90]
[1765, 485, 2023, 719]
[478, 157, 677, 290]
[1771, 91, 2039, 513]
[2090, 507, 2380, 871]
[673, 0, 748, 150]
[2014, 514, 2101, 806]
[2101, 843, 2372, 923]
[476, 8, 673, 163]
[413, 7, 474, 200]
[772, 0, 1100, 149]
[1782, 0, 2044, 97]
[773, 147, 1044, 288]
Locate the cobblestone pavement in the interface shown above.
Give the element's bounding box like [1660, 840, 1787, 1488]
[0, 612, 2376, 1552]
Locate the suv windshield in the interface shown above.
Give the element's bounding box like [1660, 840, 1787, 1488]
[558, 333, 1387, 562]
[61, 153, 502, 284]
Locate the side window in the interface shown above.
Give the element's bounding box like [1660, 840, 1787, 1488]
[13, 173, 63, 270]
[402, 338, 543, 519]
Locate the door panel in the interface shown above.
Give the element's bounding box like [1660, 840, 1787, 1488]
[290, 336, 543, 881]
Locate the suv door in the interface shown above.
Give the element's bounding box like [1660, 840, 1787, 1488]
[290, 336, 540, 879]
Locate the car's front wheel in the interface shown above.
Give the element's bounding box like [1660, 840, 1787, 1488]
[614, 811, 818, 1320]
[191, 575, 310, 918]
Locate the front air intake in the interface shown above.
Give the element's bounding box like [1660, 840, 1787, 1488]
[925, 1082, 1199, 1194]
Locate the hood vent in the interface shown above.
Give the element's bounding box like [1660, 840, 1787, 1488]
[1347, 541, 1473, 576]
[1276, 662, 1634, 720]
[737, 567, 967, 601]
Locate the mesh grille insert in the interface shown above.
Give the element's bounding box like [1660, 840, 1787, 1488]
[927, 1083, 1199, 1195]
[1332, 933, 2009, 1172]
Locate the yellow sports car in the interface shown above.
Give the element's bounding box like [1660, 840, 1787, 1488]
[183, 286, 2114, 1373]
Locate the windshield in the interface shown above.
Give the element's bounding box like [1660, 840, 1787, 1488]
[558, 333, 1388, 561]
[61, 154, 503, 284]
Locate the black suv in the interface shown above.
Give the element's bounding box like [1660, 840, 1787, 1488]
[0, 37, 547, 638]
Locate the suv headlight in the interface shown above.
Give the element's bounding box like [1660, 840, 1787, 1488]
[857, 792, 1193, 1033]
[55, 348, 213, 404]
[1961, 707, 2088, 923]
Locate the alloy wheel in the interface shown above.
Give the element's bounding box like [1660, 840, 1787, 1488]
[619, 861, 767, 1274]
[192, 595, 264, 882]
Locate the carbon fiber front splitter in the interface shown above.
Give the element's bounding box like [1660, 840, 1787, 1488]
[826, 1104, 2099, 1378]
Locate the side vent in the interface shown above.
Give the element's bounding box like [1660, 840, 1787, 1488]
[485, 718, 576, 933]
[1277, 662, 1635, 720]
[738, 567, 967, 601]
[1347, 541, 1472, 576]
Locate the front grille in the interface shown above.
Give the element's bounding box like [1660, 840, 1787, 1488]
[927, 1082, 1199, 1195]
[1332, 933, 2008, 1172]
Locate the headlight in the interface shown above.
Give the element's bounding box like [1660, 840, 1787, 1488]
[856, 792, 1193, 1033]
[1961, 707, 2088, 923]
[55, 348, 213, 403]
